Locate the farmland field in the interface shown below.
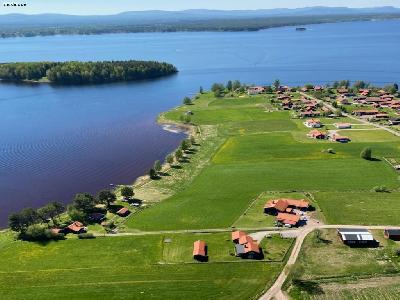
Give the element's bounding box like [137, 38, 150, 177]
[0, 233, 283, 300]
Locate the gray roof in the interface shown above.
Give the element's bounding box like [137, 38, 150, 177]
[235, 244, 245, 255]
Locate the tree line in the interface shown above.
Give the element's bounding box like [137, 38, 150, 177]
[0, 60, 178, 84]
[1, 13, 400, 38]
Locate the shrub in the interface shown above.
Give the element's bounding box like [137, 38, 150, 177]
[360, 147, 372, 160]
[78, 233, 95, 239]
[21, 224, 64, 241]
[395, 249, 400, 256]
[373, 186, 390, 193]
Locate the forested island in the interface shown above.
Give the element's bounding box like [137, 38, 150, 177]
[1, 13, 400, 38]
[0, 60, 178, 84]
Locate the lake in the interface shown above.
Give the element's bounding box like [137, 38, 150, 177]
[0, 20, 400, 227]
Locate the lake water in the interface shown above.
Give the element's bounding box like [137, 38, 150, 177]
[1, 20, 400, 226]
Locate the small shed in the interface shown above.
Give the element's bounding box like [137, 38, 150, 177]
[116, 207, 130, 217]
[384, 229, 400, 240]
[337, 228, 379, 247]
[193, 240, 208, 262]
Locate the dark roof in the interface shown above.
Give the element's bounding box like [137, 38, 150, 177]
[385, 229, 400, 235]
[338, 228, 369, 233]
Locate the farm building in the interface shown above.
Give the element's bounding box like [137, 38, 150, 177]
[374, 113, 389, 120]
[66, 221, 87, 234]
[389, 118, 400, 125]
[88, 213, 106, 223]
[308, 129, 326, 139]
[235, 240, 262, 259]
[264, 198, 310, 215]
[231, 231, 246, 244]
[276, 213, 300, 227]
[352, 109, 379, 116]
[337, 228, 379, 247]
[330, 134, 351, 143]
[116, 207, 130, 217]
[384, 229, 400, 240]
[248, 86, 265, 95]
[193, 240, 208, 261]
[334, 123, 351, 129]
[304, 119, 322, 128]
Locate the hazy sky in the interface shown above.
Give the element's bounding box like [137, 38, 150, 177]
[1, 0, 399, 15]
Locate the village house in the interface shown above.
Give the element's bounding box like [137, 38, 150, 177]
[353, 96, 367, 104]
[359, 89, 370, 96]
[384, 229, 400, 240]
[374, 113, 389, 120]
[389, 118, 400, 125]
[116, 207, 130, 217]
[248, 86, 265, 95]
[304, 118, 322, 128]
[330, 133, 351, 143]
[337, 228, 379, 247]
[231, 231, 262, 259]
[300, 111, 320, 118]
[314, 86, 323, 91]
[276, 213, 301, 227]
[281, 99, 293, 110]
[264, 198, 310, 215]
[66, 221, 87, 234]
[231, 231, 246, 244]
[337, 88, 349, 94]
[193, 240, 208, 261]
[334, 123, 352, 129]
[352, 109, 379, 116]
[308, 129, 326, 139]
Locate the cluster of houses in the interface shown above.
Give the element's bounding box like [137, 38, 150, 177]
[280, 93, 325, 118]
[337, 88, 399, 122]
[264, 198, 310, 227]
[304, 119, 351, 143]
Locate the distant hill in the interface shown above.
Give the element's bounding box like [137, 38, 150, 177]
[0, 7, 399, 38]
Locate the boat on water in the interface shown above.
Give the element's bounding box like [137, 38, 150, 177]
[296, 27, 307, 31]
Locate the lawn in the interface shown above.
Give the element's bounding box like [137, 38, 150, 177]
[0, 234, 283, 300]
[314, 192, 400, 225]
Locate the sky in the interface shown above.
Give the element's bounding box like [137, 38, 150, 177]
[1, 0, 399, 15]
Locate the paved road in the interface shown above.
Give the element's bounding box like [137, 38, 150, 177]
[258, 224, 400, 300]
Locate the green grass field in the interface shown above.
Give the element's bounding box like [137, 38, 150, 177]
[0, 234, 283, 300]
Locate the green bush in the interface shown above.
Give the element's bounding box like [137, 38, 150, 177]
[78, 233, 95, 239]
[21, 224, 64, 242]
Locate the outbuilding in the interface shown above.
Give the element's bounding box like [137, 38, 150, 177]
[384, 229, 400, 240]
[193, 240, 208, 261]
[337, 228, 379, 247]
[116, 207, 130, 217]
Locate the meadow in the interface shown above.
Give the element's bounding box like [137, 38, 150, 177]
[0, 233, 283, 300]
[127, 92, 400, 231]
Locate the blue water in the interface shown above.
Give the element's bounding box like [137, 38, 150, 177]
[0, 20, 399, 226]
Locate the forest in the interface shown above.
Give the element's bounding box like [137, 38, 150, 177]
[0, 60, 178, 84]
[1, 13, 400, 38]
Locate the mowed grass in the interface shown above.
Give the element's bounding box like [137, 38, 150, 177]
[314, 192, 400, 225]
[213, 132, 400, 163]
[162, 232, 293, 263]
[127, 158, 398, 231]
[338, 129, 400, 143]
[0, 234, 282, 300]
[233, 192, 310, 228]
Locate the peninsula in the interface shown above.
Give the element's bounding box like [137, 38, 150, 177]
[0, 60, 178, 84]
